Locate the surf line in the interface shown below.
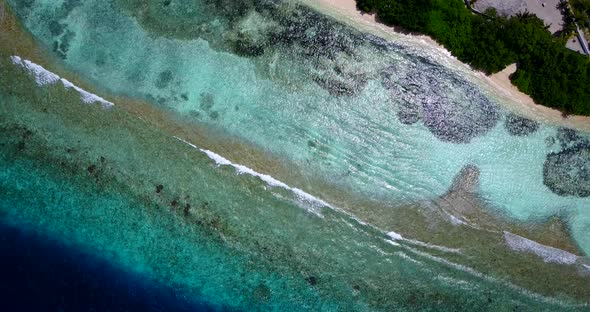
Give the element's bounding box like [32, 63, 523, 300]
[174, 136, 334, 216]
[174, 137, 464, 254]
[9, 55, 114, 109]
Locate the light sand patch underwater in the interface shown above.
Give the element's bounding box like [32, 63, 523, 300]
[1, 0, 590, 310]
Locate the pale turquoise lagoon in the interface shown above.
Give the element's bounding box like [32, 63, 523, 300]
[1, 0, 590, 310]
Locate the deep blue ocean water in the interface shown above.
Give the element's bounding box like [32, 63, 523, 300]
[0, 222, 222, 311]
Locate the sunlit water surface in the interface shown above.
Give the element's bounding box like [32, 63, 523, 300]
[2, 0, 590, 310]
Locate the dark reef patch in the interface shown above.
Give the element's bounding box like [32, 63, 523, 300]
[155, 70, 174, 89]
[48, 21, 65, 36]
[268, 6, 359, 60]
[396, 100, 421, 125]
[116, 0, 372, 96]
[504, 114, 539, 136]
[449, 164, 480, 194]
[62, 0, 82, 14]
[313, 75, 364, 97]
[556, 127, 588, 149]
[230, 33, 266, 57]
[306, 276, 318, 286]
[52, 29, 76, 60]
[199, 92, 220, 119]
[252, 283, 271, 301]
[200, 92, 215, 111]
[543, 144, 590, 198]
[420, 86, 498, 144]
[14, 0, 36, 18]
[382, 64, 499, 143]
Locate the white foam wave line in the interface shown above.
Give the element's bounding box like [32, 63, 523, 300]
[10, 55, 114, 109]
[384, 239, 401, 247]
[176, 137, 383, 226]
[394, 251, 423, 266]
[402, 245, 588, 307]
[386, 231, 403, 241]
[370, 245, 390, 256]
[175, 137, 332, 216]
[405, 238, 462, 255]
[176, 137, 467, 257]
[176, 140, 585, 306]
[388, 231, 462, 255]
[340, 218, 361, 232]
[503, 231, 578, 265]
[435, 275, 479, 292]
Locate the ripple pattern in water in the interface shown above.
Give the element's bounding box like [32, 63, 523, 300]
[2, 0, 590, 310]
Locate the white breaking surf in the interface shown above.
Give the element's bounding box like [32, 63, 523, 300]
[10, 55, 114, 108]
[175, 137, 331, 216]
[503, 231, 578, 265]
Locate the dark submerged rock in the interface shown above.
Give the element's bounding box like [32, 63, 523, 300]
[16, 141, 26, 151]
[230, 35, 266, 57]
[52, 30, 75, 60]
[543, 144, 590, 198]
[504, 114, 539, 136]
[313, 76, 357, 97]
[156, 184, 164, 194]
[422, 99, 498, 144]
[208, 111, 219, 120]
[48, 21, 65, 36]
[252, 283, 271, 301]
[545, 136, 556, 148]
[557, 127, 582, 144]
[87, 164, 97, 174]
[62, 0, 82, 14]
[382, 64, 499, 143]
[155, 70, 173, 89]
[306, 276, 318, 286]
[199, 92, 215, 111]
[397, 100, 421, 125]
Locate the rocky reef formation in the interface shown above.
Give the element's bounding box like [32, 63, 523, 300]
[543, 128, 590, 198]
[382, 64, 499, 143]
[504, 113, 539, 136]
[544, 144, 590, 198]
[112, 0, 371, 97]
[556, 127, 588, 149]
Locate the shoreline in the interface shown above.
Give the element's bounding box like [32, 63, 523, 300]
[303, 0, 590, 132]
[485, 64, 590, 131]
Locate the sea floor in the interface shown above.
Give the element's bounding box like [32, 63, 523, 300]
[1, 0, 589, 310]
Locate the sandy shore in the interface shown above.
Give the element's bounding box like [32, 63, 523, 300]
[303, 0, 590, 132]
[302, 0, 444, 48]
[485, 64, 590, 131]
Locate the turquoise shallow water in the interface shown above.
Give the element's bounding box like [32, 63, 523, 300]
[10, 0, 590, 252]
[1, 58, 587, 310]
[2, 0, 590, 310]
